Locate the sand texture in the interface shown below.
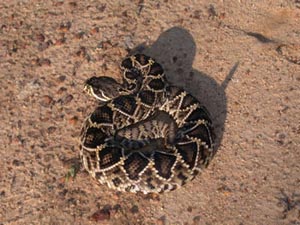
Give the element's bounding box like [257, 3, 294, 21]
[1, 1, 300, 224]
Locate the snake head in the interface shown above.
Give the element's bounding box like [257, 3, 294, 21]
[84, 76, 123, 102]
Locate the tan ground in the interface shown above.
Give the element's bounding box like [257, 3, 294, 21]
[1, 1, 300, 224]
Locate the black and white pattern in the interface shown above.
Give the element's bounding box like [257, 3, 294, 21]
[80, 54, 215, 194]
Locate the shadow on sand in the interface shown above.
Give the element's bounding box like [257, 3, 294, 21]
[129, 26, 238, 156]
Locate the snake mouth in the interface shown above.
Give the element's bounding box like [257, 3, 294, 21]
[83, 84, 111, 102]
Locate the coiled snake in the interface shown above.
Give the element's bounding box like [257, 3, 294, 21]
[80, 54, 214, 194]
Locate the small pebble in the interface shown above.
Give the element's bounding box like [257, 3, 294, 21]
[57, 75, 66, 82]
[27, 131, 38, 138]
[74, 31, 85, 40]
[97, 40, 112, 50]
[57, 87, 67, 94]
[68, 116, 78, 126]
[69, 2, 77, 7]
[143, 192, 160, 201]
[47, 126, 56, 134]
[35, 33, 45, 42]
[53, 1, 64, 6]
[37, 42, 50, 51]
[1, 24, 8, 32]
[76, 47, 87, 58]
[192, 10, 201, 19]
[58, 189, 68, 198]
[90, 208, 111, 221]
[97, 4, 106, 12]
[90, 27, 99, 35]
[62, 94, 73, 104]
[12, 159, 24, 166]
[17, 120, 22, 129]
[76, 107, 85, 112]
[217, 184, 232, 192]
[130, 205, 139, 214]
[67, 197, 77, 207]
[40, 95, 54, 107]
[37, 58, 51, 66]
[113, 204, 121, 212]
[193, 215, 201, 225]
[275, 131, 287, 145]
[124, 36, 135, 49]
[58, 21, 71, 33]
[44, 154, 54, 163]
[172, 56, 178, 63]
[156, 216, 166, 225]
[54, 38, 66, 46]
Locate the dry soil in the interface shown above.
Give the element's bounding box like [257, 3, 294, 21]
[1, 1, 300, 225]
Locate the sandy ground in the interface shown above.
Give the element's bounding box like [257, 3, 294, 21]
[1, 1, 300, 224]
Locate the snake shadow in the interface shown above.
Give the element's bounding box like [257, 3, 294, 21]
[129, 26, 238, 158]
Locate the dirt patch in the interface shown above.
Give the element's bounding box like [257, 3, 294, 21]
[1, 1, 299, 224]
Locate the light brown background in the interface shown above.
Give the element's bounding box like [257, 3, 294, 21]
[1, 1, 299, 224]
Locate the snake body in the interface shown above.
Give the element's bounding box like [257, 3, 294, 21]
[80, 54, 214, 193]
